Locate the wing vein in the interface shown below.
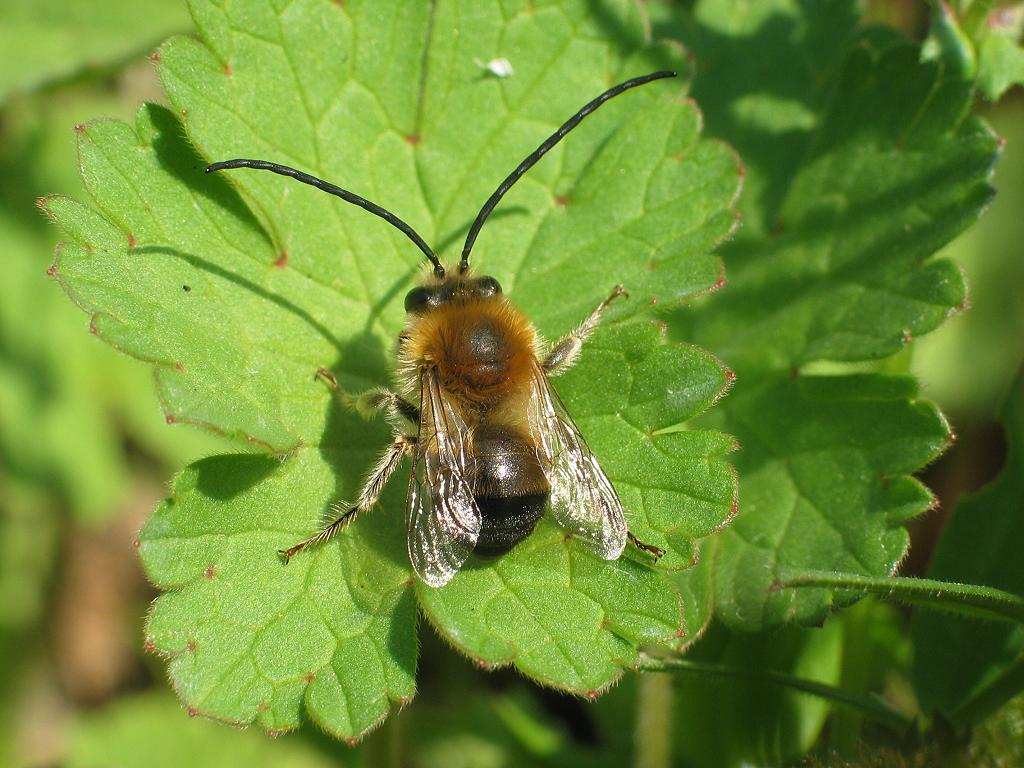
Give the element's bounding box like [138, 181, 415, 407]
[528, 362, 626, 559]
[406, 367, 481, 586]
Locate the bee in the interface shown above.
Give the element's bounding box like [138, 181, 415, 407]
[207, 71, 672, 586]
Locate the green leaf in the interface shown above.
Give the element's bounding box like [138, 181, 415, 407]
[662, 0, 999, 630]
[695, 375, 949, 628]
[143, 449, 418, 738]
[49, 0, 740, 739]
[0, 0, 190, 103]
[67, 692, 340, 767]
[417, 519, 684, 696]
[978, 33, 1024, 101]
[912, 369, 1024, 721]
[911, 98, 1024, 418]
[654, 623, 849, 768]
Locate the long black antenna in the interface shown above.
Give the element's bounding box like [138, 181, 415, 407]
[459, 70, 677, 273]
[206, 159, 445, 277]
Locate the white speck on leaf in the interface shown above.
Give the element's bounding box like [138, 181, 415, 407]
[475, 57, 514, 78]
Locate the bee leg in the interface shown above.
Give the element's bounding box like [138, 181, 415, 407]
[370, 390, 420, 426]
[627, 530, 666, 560]
[542, 285, 627, 376]
[279, 434, 417, 562]
[315, 369, 419, 425]
[315, 366, 340, 387]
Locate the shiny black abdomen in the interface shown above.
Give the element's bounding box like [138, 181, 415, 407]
[471, 425, 549, 556]
[475, 493, 548, 555]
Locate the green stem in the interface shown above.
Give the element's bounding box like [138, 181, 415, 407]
[830, 599, 876, 755]
[634, 671, 673, 768]
[491, 694, 563, 757]
[637, 654, 913, 732]
[776, 569, 1024, 624]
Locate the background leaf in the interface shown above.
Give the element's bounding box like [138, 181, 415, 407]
[0, 478, 58, 630]
[912, 369, 1024, 720]
[968, 2, 1024, 101]
[0, 0, 189, 103]
[48, 0, 741, 739]
[0, 31, 229, 765]
[67, 693, 340, 768]
[666, 623, 844, 768]
[658, 0, 1000, 630]
[912, 97, 1024, 418]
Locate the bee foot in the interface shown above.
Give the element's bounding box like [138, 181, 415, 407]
[315, 367, 339, 388]
[627, 531, 665, 560]
[605, 284, 628, 306]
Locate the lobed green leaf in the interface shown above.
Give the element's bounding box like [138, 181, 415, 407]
[143, 449, 417, 738]
[418, 519, 684, 696]
[660, 0, 1000, 630]
[48, 0, 741, 739]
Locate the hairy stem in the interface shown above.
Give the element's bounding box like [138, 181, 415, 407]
[776, 569, 1024, 625]
[634, 671, 674, 768]
[637, 654, 912, 732]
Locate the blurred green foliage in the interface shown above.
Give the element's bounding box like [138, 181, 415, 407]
[1, 1, 1023, 767]
[0, 0, 189, 103]
[0, 90, 218, 525]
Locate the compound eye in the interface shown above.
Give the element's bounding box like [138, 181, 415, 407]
[404, 286, 430, 312]
[476, 275, 502, 298]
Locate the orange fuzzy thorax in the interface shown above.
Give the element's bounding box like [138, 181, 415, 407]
[398, 295, 539, 413]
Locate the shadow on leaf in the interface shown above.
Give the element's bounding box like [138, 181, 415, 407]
[192, 453, 279, 500]
[144, 103, 273, 254]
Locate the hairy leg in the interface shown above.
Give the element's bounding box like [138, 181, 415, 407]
[280, 434, 417, 562]
[316, 367, 419, 425]
[542, 285, 627, 376]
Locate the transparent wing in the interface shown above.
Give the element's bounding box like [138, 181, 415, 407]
[527, 363, 627, 559]
[406, 367, 481, 587]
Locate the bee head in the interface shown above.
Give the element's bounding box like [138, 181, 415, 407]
[404, 272, 502, 314]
